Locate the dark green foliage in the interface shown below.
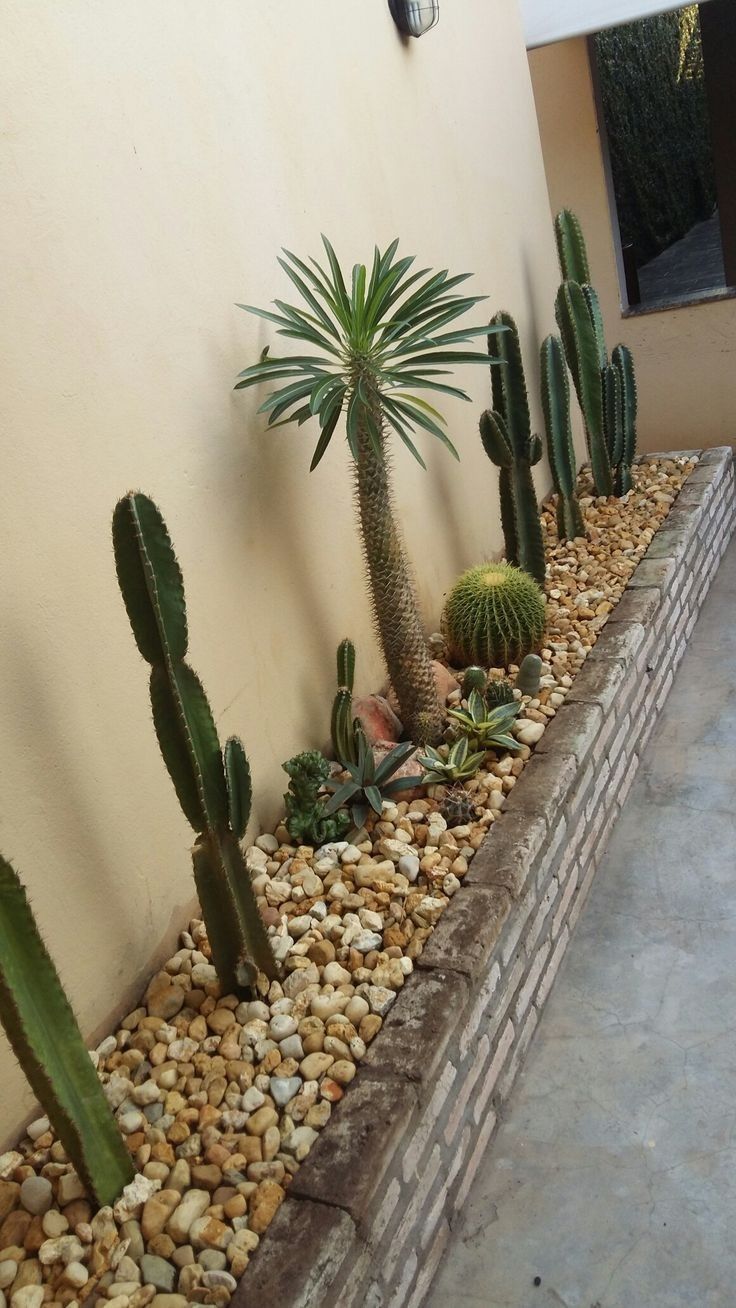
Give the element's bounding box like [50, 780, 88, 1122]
[236, 237, 505, 745]
[0, 855, 134, 1206]
[331, 638, 360, 766]
[540, 334, 586, 541]
[442, 563, 546, 669]
[324, 731, 421, 835]
[283, 751, 350, 846]
[612, 344, 638, 493]
[555, 281, 613, 497]
[555, 209, 591, 285]
[480, 312, 546, 586]
[113, 492, 278, 991]
[485, 677, 516, 708]
[595, 7, 715, 261]
[461, 666, 487, 698]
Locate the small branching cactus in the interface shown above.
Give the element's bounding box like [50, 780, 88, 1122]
[516, 653, 543, 697]
[480, 312, 546, 585]
[0, 855, 134, 1205]
[442, 563, 546, 669]
[612, 344, 638, 493]
[113, 492, 278, 993]
[283, 751, 350, 846]
[540, 334, 586, 542]
[330, 638, 360, 766]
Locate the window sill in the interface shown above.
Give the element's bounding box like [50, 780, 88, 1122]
[622, 284, 736, 318]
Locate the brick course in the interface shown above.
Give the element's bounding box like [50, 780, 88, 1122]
[233, 449, 735, 1308]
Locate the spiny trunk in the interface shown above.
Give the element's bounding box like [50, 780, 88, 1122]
[354, 416, 443, 745]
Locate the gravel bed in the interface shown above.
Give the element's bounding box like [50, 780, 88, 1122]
[0, 456, 696, 1308]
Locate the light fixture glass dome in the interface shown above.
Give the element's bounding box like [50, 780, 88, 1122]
[388, 0, 440, 38]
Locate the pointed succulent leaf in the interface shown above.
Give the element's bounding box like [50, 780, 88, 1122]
[373, 739, 417, 786]
[0, 856, 135, 1206]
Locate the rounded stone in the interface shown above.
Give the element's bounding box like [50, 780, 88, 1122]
[19, 1177, 52, 1217]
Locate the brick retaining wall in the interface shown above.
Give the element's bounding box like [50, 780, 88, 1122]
[234, 448, 735, 1308]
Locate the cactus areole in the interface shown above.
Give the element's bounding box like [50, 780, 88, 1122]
[235, 236, 506, 744]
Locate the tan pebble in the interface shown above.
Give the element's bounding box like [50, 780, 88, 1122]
[299, 1052, 334, 1080]
[244, 1107, 278, 1138]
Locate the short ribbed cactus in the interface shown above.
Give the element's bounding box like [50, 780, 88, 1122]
[330, 638, 359, 766]
[516, 653, 543, 697]
[485, 677, 516, 708]
[540, 333, 586, 541]
[555, 209, 591, 285]
[442, 563, 546, 669]
[461, 666, 487, 698]
[480, 312, 546, 586]
[612, 344, 637, 493]
[0, 855, 134, 1205]
[113, 492, 278, 992]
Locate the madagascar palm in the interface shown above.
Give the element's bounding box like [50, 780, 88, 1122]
[235, 237, 502, 743]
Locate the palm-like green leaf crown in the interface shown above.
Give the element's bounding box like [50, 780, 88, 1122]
[235, 236, 503, 470]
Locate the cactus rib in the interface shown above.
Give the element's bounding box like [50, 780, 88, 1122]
[540, 333, 586, 542]
[555, 209, 591, 285]
[0, 856, 134, 1205]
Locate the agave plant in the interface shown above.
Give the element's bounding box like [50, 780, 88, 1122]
[448, 689, 520, 753]
[323, 728, 422, 834]
[417, 737, 487, 785]
[235, 237, 504, 744]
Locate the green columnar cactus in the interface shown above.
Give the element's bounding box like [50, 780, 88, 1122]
[555, 281, 614, 497]
[461, 666, 487, 698]
[480, 312, 546, 586]
[516, 653, 543, 697]
[555, 209, 591, 285]
[0, 855, 134, 1206]
[540, 334, 586, 542]
[442, 563, 546, 669]
[602, 362, 624, 467]
[113, 492, 278, 992]
[612, 344, 638, 494]
[330, 638, 359, 766]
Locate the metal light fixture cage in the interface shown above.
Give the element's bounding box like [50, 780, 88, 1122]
[388, 0, 440, 38]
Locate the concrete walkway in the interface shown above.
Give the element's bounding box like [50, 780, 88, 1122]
[427, 534, 736, 1308]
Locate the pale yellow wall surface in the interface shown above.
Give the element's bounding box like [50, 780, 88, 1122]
[529, 36, 736, 452]
[0, 0, 566, 1141]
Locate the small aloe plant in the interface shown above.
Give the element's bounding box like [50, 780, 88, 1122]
[448, 690, 520, 753]
[417, 736, 487, 785]
[0, 855, 134, 1206]
[113, 492, 279, 993]
[324, 729, 422, 834]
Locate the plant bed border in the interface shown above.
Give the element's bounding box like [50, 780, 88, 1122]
[233, 447, 736, 1308]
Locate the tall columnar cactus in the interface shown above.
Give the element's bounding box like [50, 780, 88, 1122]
[113, 492, 278, 992]
[540, 334, 586, 541]
[0, 855, 134, 1205]
[330, 638, 359, 766]
[612, 344, 638, 493]
[555, 208, 591, 285]
[480, 312, 546, 586]
[554, 281, 614, 497]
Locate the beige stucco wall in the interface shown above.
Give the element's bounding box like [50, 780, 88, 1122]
[0, 1, 570, 1141]
[529, 35, 736, 452]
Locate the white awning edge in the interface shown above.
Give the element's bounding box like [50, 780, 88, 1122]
[521, 0, 714, 49]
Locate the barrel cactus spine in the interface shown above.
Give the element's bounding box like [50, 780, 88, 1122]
[113, 491, 278, 992]
[540, 334, 586, 542]
[442, 562, 546, 669]
[480, 312, 546, 586]
[612, 344, 637, 494]
[0, 855, 135, 1205]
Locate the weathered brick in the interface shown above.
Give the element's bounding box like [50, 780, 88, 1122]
[288, 1078, 417, 1227]
[444, 1035, 490, 1145]
[401, 1059, 456, 1182]
[361, 967, 467, 1087]
[535, 701, 602, 767]
[502, 752, 578, 831]
[525, 877, 559, 955]
[626, 555, 678, 591]
[231, 1197, 355, 1308]
[453, 1108, 498, 1213]
[384, 1144, 442, 1281]
[472, 1019, 515, 1127]
[459, 962, 501, 1059]
[514, 939, 550, 1024]
[567, 656, 627, 713]
[496, 1007, 538, 1102]
[589, 621, 645, 669]
[536, 925, 571, 1008]
[417, 886, 511, 984]
[552, 864, 579, 939]
[644, 526, 692, 562]
[466, 810, 548, 898]
[408, 1219, 451, 1308]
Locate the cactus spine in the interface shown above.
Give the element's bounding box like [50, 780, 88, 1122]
[540, 334, 586, 541]
[480, 312, 546, 586]
[113, 492, 278, 992]
[331, 638, 359, 766]
[612, 344, 637, 493]
[0, 855, 134, 1205]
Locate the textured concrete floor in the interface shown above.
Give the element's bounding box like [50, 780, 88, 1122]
[638, 212, 726, 306]
[427, 534, 736, 1308]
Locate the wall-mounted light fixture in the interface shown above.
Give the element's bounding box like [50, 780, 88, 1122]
[388, 0, 439, 38]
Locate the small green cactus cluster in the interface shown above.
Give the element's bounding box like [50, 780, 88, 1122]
[417, 736, 486, 785]
[485, 677, 516, 708]
[331, 638, 360, 765]
[113, 492, 278, 993]
[438, 786, 479, 827]
[540, 334, 586, 541]
[554, 210, 638, 498]
[480, 312, 546, 586]
[0, 855, 134, 1206]
[442, 563, 546, 669]
[283, 751, 350, 846]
